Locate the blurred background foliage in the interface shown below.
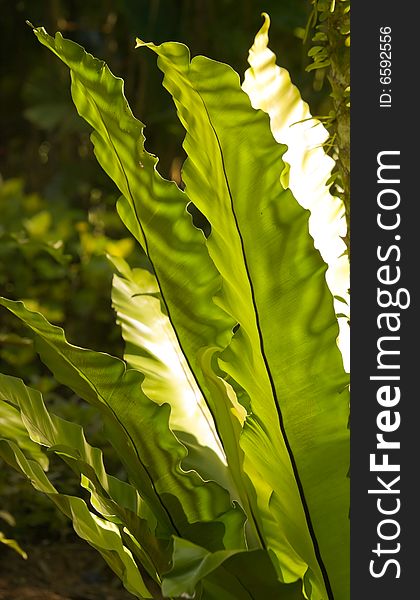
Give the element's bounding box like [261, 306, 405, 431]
[0, 0, 329, 548]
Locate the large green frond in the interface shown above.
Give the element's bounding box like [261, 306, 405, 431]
[136, 39, 349, 599]
[31, 27, 263, 555]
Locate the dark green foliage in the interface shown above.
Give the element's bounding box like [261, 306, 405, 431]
[305, 0, 350, 248]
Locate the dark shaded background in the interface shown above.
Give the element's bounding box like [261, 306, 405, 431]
[1, 1, 326, 185]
